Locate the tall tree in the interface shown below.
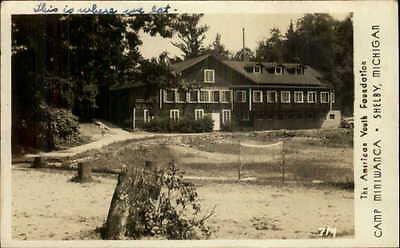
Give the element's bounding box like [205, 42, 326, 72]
[234, 47, 255, 61]
[333, 14, 354, 115]
[171, 14, 209, 59]
[255, 28, 284, 62]
[11, 14, 180, 150]
[283, 20, 301, 62]
[209, 33, 231, 59]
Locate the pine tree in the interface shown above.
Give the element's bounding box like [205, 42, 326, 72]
[171, 14, 209, 59]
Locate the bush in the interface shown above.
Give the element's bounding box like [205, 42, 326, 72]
[144, 116, 213, 133]
[142, 162, 214, 239]
[104, 162, 215, 240]
[48, 108, 80, 145]
[12, 106, 80, 151]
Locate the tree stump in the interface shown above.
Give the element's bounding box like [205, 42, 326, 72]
[70, 162, 94, 183]
[103, 160, 161, 240]
[31, 157, 46, 168]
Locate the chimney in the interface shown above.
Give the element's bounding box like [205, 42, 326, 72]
[242, 27, 248, 61]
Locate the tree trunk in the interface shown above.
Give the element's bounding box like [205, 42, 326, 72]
[71, 162, 93, 183]
[103, 171, 131, 240]
[103, 161, 161, 240]
[31, 157, 46, 168]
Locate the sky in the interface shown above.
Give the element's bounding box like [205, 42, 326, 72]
[139, 13, 351, 59]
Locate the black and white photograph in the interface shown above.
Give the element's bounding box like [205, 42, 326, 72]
[9, 11, 355, 240]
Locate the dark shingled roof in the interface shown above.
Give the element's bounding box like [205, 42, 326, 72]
[111, 54, 329, 91]
[221, 61, 325, 86]
[170, 53, 212, 73]
[171, 53, 327, 87]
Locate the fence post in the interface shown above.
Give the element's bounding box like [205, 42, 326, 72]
[281, 140, 285, 184]
[238, 138, 241, 181]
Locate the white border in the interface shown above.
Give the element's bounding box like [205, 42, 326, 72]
[1, 1, 399, 247]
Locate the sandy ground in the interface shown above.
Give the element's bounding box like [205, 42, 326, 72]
[12, 166, 354, 240]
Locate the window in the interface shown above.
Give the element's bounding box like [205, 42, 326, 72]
[144, 109, 150, 123]
[254, 65, 261, 73]
[294, 91, 304, 103]
[204, 69, 215, 83]
[275, 66, 283, 75]
[307, 91, 316, 103]
[194, 109, 204, 120]
[296, 65, 303, 74]
[266, 91, 278, 103]
[200, 90, 210, 102]
[165, 89, 175, 103]
[221, 90, 231, 103]
[236, 90, 247, 103]
[175, 90, 186, 103]
[169, 109, 180, 121]
[189, 90, 198, 102]
[281, 91, 291, 103]
[320, 92, 329, 103]
[331, 92, 335, 103]
[222, 109, 231, 124]
[211, 90, 220, 102]
[253, 90, 263, 103]
[240, 111, 250, 121]
[329, 113, 335, 119]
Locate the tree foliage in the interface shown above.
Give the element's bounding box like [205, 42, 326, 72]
[208, 33, 231, 59]
[234, 47, 255, 61]
[256, 28, 284, 62]
[171, 14, 209, 59]
[255, 14, 354, 114]
[12, 14, 180, 150]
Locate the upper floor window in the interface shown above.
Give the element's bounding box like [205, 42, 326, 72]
[294, 91, 304, 103]
[254, 65, 261, 73]
[175, 89, 186, 103]
[307, 91, 316, 103]
[211, 90, 220, 103]
[189, 90, 198, 102]
[236, 90, 247, 103]
[221, 90, 231, 103]
[165, 89, 175, 103]
[200, 90, 210, 102]
[281, 91, 291, 103]
[253, 90, 263, 103]
[204, 69, 215, 83]
[320, 92, 329, 103]
[266, 90, 278, 103]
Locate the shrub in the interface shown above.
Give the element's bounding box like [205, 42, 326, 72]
[145, 162, 214, 239]
[104, 162, 215, 240]
[48, 108, 80, 145]
[144, 116, 213, 133]
[12, 106, 80, 151]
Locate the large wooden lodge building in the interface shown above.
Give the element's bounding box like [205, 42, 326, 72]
[109, 53, 340, 131]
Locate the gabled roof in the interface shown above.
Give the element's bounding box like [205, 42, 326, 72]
[110, 53, 329, 91]
[171, 53, 212, 73]
[221, 61, 325, 86]
[171, 53, 327, 87]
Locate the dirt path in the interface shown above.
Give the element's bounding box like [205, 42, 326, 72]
[12, 167, 354, 240]
[24, 128, 156, 159]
